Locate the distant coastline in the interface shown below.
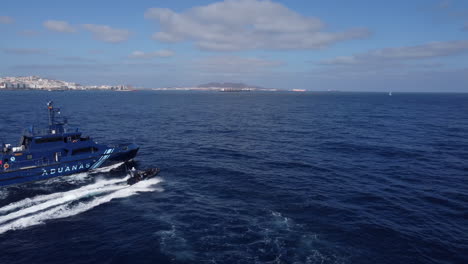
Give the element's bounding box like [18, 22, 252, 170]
[152, 82, 281, 92]
[0, 76, 134, 91]
[1, 76, 317, 92]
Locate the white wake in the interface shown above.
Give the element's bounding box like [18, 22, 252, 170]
[42, 162, 125, 185]
[0, 177, 126, 214]
[0, 176, 162, 234]
[0, 190, 8, 200]
[91, 162, 125, 173]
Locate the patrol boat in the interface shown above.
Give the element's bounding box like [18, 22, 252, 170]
[0, 101, 139, 186]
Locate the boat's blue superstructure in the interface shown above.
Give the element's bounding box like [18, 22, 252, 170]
[0, 101, 138, 186]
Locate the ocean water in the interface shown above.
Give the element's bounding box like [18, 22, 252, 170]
[0, 90, 467, 264]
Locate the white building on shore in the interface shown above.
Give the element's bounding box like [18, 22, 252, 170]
[0, 76, 133, 91]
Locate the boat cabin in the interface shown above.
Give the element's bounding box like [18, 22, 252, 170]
[1, 101, 100, 169]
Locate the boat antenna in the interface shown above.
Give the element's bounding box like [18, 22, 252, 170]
[47, 101, 64, 133]
[47, 101, 55, 126]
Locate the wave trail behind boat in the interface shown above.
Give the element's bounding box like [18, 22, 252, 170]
[0, 177, 162, 234]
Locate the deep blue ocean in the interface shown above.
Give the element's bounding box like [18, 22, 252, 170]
[0, 91, 467, 264]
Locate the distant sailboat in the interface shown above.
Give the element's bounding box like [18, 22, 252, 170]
[389, 91, 392, 96]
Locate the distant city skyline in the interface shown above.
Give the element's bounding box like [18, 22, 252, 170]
[0, 76, 131, 90]
[1, 0, 468, 92]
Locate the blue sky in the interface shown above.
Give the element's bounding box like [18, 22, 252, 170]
[1, 0, 468, 91]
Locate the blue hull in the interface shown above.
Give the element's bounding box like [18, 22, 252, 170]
[0, 144, 138, 187]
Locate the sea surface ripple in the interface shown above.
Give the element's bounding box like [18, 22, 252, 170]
[0, 91, 467, 264]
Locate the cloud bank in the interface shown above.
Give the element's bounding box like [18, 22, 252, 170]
[144, 0, 370, 51]
[320, 40, 468, 65]
[128, 50, 175, 59]
[195, 56, 283, 72]
[3, 48, 47, 55]
[43, 20, 75, 33]
[463, 22, 468, 31]
[82, 24, 131, 43]
[0, 16, 14, 24]
[19, 30, 40, 37]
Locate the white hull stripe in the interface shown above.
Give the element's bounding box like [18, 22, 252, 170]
[90, 149, 109, 169]
[91, 148, 114, 169]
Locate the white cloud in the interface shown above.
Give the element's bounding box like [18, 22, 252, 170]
[128, 50, 175, 59]
[0, 16, 14, 24]
[310, 40, 468, 86]
[3, 48, 47, 55]
[437, 0, 451, 9]
[82, 24, 131, 43]
[60, 56, 97, 63]
[144, 0, 370, 51]
[89, 49, 104, 54]
[320, 40, 468, 65]
[19, 30, 40, 37]
[192, 56, 283, 75]
[43, 20, 75, 33]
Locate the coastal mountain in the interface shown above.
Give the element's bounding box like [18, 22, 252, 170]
[153, 82, 279, 91]
[197, 82, 264, 89]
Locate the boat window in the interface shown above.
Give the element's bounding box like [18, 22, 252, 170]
[55, 152, 61, 162]
[35, 137, 63, 144]
[72, 147, 98, 155]
[21, 137, 32, 146]
[67, 135, 81, 143]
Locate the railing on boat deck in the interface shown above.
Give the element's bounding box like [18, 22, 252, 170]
[3, 157, 53, 170]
